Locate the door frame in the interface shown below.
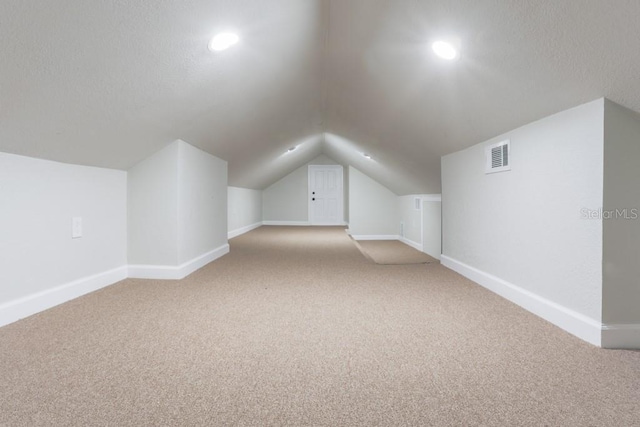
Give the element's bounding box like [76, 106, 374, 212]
[308, 165, 344, 225]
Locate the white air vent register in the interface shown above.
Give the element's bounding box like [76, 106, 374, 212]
[485, 140, 511, 174]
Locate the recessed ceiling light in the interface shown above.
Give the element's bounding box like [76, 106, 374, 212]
[286, 146, 297, 153]
[432, 40, 458, 60]
[363, 153, 372, 160]
[208, 32, 239, 52]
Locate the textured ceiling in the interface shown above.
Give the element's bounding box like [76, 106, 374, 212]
[2, 0, 640, 194]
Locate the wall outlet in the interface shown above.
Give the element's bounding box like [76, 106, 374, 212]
[72, 217, 82, 239]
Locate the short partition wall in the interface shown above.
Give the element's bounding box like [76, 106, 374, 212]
[0, 151, 128, 329]
[441, 98, 640, 349]
[1, 140, 231, 329]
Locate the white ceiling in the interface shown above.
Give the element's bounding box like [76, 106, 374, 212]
[3, 0, 640, 194]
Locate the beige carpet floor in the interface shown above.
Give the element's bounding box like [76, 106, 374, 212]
[353, 239, 439, 265]
[1, 226, 639, 426]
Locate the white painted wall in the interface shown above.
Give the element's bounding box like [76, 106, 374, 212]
[128, 142, 180, 265]
[228, 187, 262, 237]
[177, 141, 228, 264]
[128, 140, 228, 276]
[441, 99, 605, 341]
[262, 163, 308, 222]
[348, 166, 399, 237]
[262, 154, 340, 223]
[422, 198, 442, 260]
[0, 152, 127, 306]
[399, 195, 426, 245]
[602, 100, 640, 328]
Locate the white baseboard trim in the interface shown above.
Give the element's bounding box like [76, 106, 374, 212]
[441, 255, 602, 347]
[262, 221, 310, 226]
[228, 222, 262, 239]
[350, 234, 400, 241]
[1, 244, 231, 327]
[399, 236, 423, 252]
[0, 266, 128, 328]
[129, 244, 230, 280]
[601, 324, 640, 349]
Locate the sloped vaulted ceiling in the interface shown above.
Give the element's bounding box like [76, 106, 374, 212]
[3, 1, 640, 194]
[0, 0, 326, 189]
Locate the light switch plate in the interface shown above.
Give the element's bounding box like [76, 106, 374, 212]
[72, 217, 82, 239]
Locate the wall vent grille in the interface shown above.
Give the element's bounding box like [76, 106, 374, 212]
[485, 140, 511, 174]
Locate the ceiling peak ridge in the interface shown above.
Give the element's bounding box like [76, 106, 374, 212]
[317, 0, 333, 134]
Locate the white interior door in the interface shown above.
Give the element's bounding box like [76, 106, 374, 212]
[309, 165, 343, 225]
